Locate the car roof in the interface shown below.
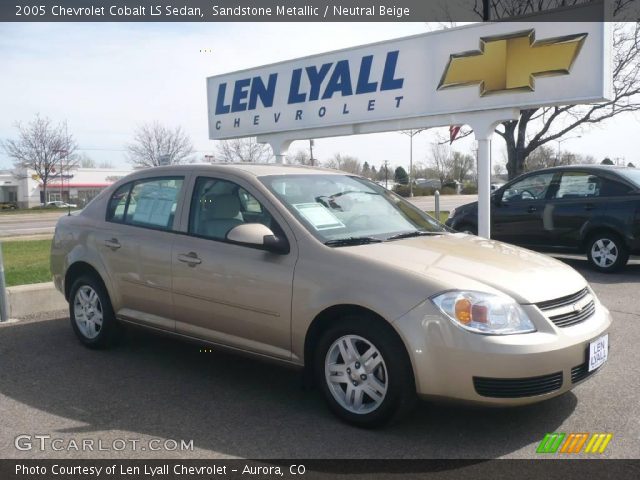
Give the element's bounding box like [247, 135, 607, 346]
[130, 163, 344, 177]
[526, 165, 638, 173]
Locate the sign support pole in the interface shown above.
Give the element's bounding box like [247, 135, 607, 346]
[476, 136, 492, 238]
[468, 111, 511, 239]
[260, 135, 292, 164]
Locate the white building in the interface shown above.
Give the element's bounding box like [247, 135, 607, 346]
[0, 167, 133, 208]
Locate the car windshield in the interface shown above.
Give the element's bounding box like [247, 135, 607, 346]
[617, 168, 640, 188]
[259, 174, 445, 243]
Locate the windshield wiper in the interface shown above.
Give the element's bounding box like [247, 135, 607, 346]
[329, 190, 379, 198]
[324, 236, 383, 247]
[386, 231, 444, 241]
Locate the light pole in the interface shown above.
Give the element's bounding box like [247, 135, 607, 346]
[53, 148, 68, 204]
[555, 135, 581, 166]
[400, 129, 425, 197]
[309, 139, 315, 166]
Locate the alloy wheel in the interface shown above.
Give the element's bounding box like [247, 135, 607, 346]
[73, 285, 103, 339]
[324, 335, 388, 415]
[590, 238, 619, 268]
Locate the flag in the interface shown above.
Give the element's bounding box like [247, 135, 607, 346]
[449, 125, 461, 144]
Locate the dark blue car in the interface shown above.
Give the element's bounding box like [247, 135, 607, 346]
[445, 165, 640, 272]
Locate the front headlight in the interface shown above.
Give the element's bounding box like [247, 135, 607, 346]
[448, 207, 456, 219]
[431, 291, 536, 335]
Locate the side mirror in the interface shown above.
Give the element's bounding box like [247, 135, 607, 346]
[226, 223, 290, 254]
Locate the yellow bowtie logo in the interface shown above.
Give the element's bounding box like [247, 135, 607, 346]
[438, 30, 587, 96]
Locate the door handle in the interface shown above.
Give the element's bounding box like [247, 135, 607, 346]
[103, 238, 121, 250]
[585, 203, 596, 211]
[177, 252, 202, 266]
[527, 206, 537, 213]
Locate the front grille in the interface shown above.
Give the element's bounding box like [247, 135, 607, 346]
[536, 287, 595, 328]
[473, 372, 563, 398]
[548, 301, 596, 327]
[536, 288, 589, 310]
[571, 363, 595, 384]
[571, 343, 609, 383]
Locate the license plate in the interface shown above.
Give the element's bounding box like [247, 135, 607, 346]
[588, 334, 608, 372]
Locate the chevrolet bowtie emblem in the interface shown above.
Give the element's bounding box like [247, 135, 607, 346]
[438, 30, 587, 96]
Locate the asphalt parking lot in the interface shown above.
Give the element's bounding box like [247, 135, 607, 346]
[0, 256, 638, 460]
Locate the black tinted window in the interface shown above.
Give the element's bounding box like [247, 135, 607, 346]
[600, 178, 632, 197]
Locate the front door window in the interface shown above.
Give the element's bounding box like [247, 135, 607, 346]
[502, 173, 555, 203]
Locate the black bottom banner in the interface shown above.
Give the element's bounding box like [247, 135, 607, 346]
[1, 459, 640, 480]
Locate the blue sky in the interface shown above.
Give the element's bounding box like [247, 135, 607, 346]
[0, 22, 637, 171]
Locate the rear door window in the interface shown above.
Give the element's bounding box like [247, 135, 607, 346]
[105, 177, 184, 230]
[554, 172, 600, 199]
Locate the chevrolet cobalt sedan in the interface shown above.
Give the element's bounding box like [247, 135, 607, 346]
[51, 164, 611, 427]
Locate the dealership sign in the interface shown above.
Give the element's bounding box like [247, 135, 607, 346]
[207, 22, 610, 139]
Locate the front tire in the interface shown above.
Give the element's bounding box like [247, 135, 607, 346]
[69, 274, 122, 348]
[314, 315, 416, 428]
[586, 233, 629, 273]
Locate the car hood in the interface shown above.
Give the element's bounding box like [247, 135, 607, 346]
[344, 233, 587, 304]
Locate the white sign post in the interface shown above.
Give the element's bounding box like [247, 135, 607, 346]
[207, 22, 611, 238]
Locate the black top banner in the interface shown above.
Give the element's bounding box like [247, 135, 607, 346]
[1, 0, 638, 22]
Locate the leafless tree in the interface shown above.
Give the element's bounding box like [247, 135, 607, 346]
[429, 143, 453, 185]
[76, 153, 96, 168]
[428, 142, 477, 184]
[493, 160, 507, 176]
[473, 0, 587, 19]
[98, 160, 114, 169]
[324, 153, 361, 174]
[2, 115, 77, 204]
[126, 122, 195, 167]
[524, 145, 597, 171]
[450, 151, 476, 183]
[216, 137, 272, 163]
[286, 149, 312, 165]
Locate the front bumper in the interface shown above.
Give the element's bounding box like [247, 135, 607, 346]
[393, 295, 611, 405]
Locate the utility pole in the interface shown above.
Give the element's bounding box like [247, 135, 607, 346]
[65, 121, 71, 216]
[384, 160, 389, 189]
[309, 139, 315, 166]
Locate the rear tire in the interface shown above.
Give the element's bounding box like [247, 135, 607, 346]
[69, 274, 122, 348]
[586, 232, 629, 273]
[314, 315, 416, 428]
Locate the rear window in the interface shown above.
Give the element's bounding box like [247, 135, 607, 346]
[106, 183, 131, 222]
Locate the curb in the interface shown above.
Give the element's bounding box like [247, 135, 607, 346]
[5, 282, 67, 319]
